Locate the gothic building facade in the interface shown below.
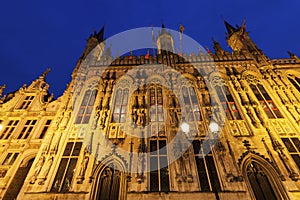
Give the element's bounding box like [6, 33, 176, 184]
[0, 21, 300, 200]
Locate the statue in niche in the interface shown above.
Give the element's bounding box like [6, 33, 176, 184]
[77, 150, 90, 183]
[38, 155, 54, 184]
[173, 142, 184, 182]
[50, 132, 62, 153]
[202, 89, 211, 106]
[136, 109, 146, 126]
[169, 108, 179, 126]
[182, 148, 193, 182]
[30, 153, 45, 184]
[136, 153, 146, 183]
[99, 110, 108, 128]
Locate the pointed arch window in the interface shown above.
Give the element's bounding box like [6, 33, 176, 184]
[76, 89, 97, 124]
[250, 84, 282, 118]
[112, 88, 129, 123]
[288, 75, 300, 92]
[182, 86, 201, 121]
[215, 85, 241, 120]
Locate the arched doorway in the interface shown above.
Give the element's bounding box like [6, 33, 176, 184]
[241, 155, 290, 200]
[246, 162, 277, 200]
[96, 166, 121, 200]
[3, 158, 34, 200]
[90, 158, 127, 200]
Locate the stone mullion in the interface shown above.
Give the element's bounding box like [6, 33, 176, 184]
[235, 78, 261, 128]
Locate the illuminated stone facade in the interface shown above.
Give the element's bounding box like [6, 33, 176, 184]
[1, 21, 300, 199]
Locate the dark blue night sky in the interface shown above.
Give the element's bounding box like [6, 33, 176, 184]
[1, 0, 300, 97]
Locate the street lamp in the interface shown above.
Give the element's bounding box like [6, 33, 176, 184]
[209, 121, 219, 133]
[180, 118, 190, 134]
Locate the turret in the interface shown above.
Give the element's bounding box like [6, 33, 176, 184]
[224, 20, 268, 63]
[156, 23, 174, 54]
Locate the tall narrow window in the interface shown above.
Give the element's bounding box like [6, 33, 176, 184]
[17, 95, 35, 109]
[149, 139, 170, 192]
[76, 89, 97, 124]
[288, 75, 300, 92]
[112, 88, 129, 123]
[39, 119, 52, 139]
[0, 120, 19, 140]
[2, 152, 19, 166]
[250, 84, 282, 118]
[182, 86, 201, 121]
[150, 87, 164, 122]
[215, 85, 241, 120]
[281, 137, 300, 170]
[149, 85, 165, 136]
[192, 139, 220, 192]
[17, 119, 37, 139]
[51, 142, 82, 192]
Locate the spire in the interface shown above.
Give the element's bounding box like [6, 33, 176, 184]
[96, 26, 105, 43]
[161, 22, 167, 34]
[288, 51, 299, 60]
[212, 38, 224, 55]
[40, 68, 51, 80]
[224, 20, 237, 35]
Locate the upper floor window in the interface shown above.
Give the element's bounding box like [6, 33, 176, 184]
[288, 75, 300, 92]
[149, 86, 164, 122]
[51, 142, 82, 192]
[17, 95, 34, 109]
[76, 89, 97, 124]
[39, 119, 52, 139]
[149, 139, 170, 192]
[112, 88, 129, 123]
[182, 86, 201, 121]
[250, 84, 282, 119]
[0, 120, 19, 140]
[281, 137, 300, 171]
[215, 85, 241, 120]
[18, 119, 37, 139]
[2, 152, 19, 166]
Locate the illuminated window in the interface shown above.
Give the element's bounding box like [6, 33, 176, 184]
[18, 119, 37, 139]
[149, 85, 165, 136]
[182, 86, 201, 121]
[112, 88, 129, 123]
[76, 89, 97, 124]
[192, 139, 220, 192]
[2, 152, 19, 166]
[150, 86, 164, 122]
[215, 85, 241, 120]
[39, 119, 52, 139]
[281, 137, 300, 171]
[17, 95, 34, 109]
[250, 84, 282, 119]
[288, 75, 300, 92]
[149, 139, 170, 192]
[0, 120, 19, 140]
[51, 142, 82, 192]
